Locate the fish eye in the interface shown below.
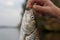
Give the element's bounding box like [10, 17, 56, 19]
[32, 16, 34, 18]
[31, 16, 34, 19]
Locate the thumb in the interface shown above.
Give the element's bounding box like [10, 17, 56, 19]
[33, 5, 52, 13]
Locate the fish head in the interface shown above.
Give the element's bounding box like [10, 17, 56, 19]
[23, 9, 36, 34]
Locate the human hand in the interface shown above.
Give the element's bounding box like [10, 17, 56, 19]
[27, 0, 60, 17]
[27, 0, 45, 8]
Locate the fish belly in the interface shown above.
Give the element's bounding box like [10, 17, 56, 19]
[26, 29, 40, 40]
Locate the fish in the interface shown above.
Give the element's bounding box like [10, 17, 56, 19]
[19, 9, 40, 40]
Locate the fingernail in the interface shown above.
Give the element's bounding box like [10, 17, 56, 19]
[33, 5, 36, 9]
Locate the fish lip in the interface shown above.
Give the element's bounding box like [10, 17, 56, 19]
[26, 8, 31, 10]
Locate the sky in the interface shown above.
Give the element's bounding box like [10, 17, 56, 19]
[0, 0, 25, 26]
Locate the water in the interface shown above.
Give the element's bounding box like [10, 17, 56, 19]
[0, 27, 60, 40]
[0, 28, 19, 40]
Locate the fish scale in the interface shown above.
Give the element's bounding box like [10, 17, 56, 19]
[19, 9, 40, 40]
[26, 29, 40, 40]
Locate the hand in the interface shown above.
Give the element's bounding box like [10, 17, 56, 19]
[27, 0, 60, 18]
[27, 0, 46, 8]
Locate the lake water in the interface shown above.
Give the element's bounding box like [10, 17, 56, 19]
[0, 28, 60, 40]
[0, 28, 20, 40]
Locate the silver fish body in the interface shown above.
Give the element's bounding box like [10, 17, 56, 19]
[19, 9, 40, 40]
[26, 29, 40, 40]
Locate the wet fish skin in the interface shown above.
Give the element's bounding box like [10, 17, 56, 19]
[19, 9, 40, 40]
[26, 29, 40, 40]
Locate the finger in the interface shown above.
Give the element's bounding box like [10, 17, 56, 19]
[33, 5, 52, 13]
[26, 0, 45, 8]
[26, 0, 35, 8]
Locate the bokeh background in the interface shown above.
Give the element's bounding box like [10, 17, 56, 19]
[0, 0, 25, 40]
[0, 0, 60, 40]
